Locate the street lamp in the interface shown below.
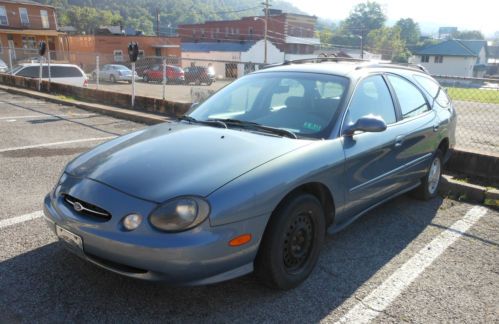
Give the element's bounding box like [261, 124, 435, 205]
[356, 34, 364, 59]
[254, 17, 268, 64]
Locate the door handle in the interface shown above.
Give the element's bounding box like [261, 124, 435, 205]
[394, 135, 405, 147]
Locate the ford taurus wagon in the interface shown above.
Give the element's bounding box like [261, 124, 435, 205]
[44, 59, 456, 289]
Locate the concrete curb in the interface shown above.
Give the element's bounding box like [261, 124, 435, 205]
[0, 84, 169, 125]
[439, 175, 499, 207]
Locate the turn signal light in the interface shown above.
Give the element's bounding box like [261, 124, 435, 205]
[229, 234, 252, 247]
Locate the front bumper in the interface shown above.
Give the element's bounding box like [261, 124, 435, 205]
[43, 176, 268, 285]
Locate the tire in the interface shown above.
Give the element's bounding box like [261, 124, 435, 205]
[195, 79, 201, 86]
[92, 72, 97, 81]
[143, 75, 149, 83]
[412, 150, 443, 200]
[255, 193, 325, 290]
[110, 75, 116, 83]
[206, 80, 213, 86]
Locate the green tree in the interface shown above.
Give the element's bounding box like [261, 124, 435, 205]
[453, 30, 484, 40]
[368, 26, 410, 62]
[60, 6, 122, 34]
[395, 18, 420, 45]
[343, 1, 386, 36]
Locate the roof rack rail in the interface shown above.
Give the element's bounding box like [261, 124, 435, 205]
[261, 55, 368, 69]
[355, 63, 429, 74]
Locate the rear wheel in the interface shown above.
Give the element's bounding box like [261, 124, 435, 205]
[412, 150, 443, 200]
[255, 193, 325, 290]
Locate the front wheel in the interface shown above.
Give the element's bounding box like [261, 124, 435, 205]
[412, 150, 443, 200]
[255, 193, 325, 290]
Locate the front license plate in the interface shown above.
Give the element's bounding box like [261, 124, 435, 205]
[56, 225, 83, 252]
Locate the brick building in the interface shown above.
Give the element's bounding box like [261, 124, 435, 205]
[66, 35, 181, 72]
[178, 10, 319, 55]
[0, 0, 67, 65]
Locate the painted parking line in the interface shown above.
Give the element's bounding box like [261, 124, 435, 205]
[0, 211, 44, 230]
[0, 113, 97, 120]
[334, 205, 488, 324]
[0, 136, 115, 154]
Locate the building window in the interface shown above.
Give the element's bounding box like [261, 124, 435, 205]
[421, 55, 429, 63]
[40, 10, 50, 29]
[22, 36, 36, 49]
[249, 27, 253, 40]
[0, 38, 3, 54]
[19, 8, 29, 26]
[225, 27, 229, 37]
[434, 55, 443, 63]
[0, 6, 8, 25]
[114, 50, 123, 62]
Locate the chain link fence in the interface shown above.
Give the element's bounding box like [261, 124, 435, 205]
[1, 47, 498, 156]
[434, 75, 499, 156]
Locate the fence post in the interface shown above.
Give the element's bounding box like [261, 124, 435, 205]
[162, 58, 166, 100]
[131, 62, 136, 107]
[96, 55, 100, 89]
[8, 48, 13, 73]
[47, 51, 51, 91]
[38, 57, 43, 91]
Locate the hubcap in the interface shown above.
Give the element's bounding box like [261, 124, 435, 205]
[283, 212, 314, 272]
[428, 157, 441, 194]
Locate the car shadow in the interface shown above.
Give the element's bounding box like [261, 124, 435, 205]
[0, 195, 443, 322]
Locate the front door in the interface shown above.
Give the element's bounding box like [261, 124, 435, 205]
[341, 74, 405, 216]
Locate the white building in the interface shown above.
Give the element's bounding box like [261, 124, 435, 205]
[410, 40, 488, 78]
[181, 40, 284, 79]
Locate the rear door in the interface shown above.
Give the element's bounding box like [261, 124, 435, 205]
[385, 74, 437, 182]
[341, 74, 408, 216]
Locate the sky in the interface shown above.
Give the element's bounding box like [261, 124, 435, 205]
[287, 0, 499, 37]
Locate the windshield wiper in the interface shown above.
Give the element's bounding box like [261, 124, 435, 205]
[209, 118, 297, 139]
[178, 116, 227, 128]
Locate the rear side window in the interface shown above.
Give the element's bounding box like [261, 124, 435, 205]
[49, 66, 83, 78]
[387, 75, 429, 119]
[413, 75, 450, 108]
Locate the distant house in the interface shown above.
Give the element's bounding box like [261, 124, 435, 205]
[181, 39, 284, 79]
[410, 39, 488, 77]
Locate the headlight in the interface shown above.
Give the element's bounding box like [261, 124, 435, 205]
[149, 197, 210, 232]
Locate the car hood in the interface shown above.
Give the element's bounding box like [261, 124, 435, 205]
[66, 122, 312, 203]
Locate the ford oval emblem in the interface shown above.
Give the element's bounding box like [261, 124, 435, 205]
[73, 202, 83, 212]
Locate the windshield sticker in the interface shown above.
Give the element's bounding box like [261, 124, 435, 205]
[303, 122, 322, 132]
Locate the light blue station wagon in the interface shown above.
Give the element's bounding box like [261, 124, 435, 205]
[44, 59, 456, 289]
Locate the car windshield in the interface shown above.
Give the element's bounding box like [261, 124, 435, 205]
[189, 72, 349, 139]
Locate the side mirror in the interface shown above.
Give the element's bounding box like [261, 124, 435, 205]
[343, 115, 387, 136]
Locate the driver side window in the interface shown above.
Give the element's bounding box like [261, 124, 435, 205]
[345, 75, 396, 126]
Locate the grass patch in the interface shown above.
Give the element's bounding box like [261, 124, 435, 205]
[55, 94, 77, 102]
[446, 87, 499, 104]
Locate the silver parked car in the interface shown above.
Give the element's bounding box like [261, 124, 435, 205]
[91, 64, 138, 83]
[0, 58, 8, 73]
[44, 59, 456, 289]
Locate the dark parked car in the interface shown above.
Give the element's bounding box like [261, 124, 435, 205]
[44, 59, 456, 289]
[143, 64, 185, 83]
[184, 66, 216, 85]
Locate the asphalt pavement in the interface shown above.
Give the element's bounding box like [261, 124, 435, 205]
[0, 91, 497, 323]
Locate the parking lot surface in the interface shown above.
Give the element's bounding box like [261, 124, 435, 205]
[0, 91, 498, 323]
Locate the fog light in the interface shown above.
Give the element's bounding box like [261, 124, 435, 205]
[123, 214, 143, 231]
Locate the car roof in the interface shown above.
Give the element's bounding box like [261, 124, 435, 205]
[18, 63, 82, 68]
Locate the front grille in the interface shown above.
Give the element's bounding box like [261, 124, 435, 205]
[63, 194, 112, 221]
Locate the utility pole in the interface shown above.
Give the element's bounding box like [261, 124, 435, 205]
[360, 29, 364, 59]
[156, 8, 160, 37]
[263, 0, 269, 64]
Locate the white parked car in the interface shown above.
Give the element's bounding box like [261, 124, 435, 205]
[11, 63, 88, 87]
[0, 59, 8, 73]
